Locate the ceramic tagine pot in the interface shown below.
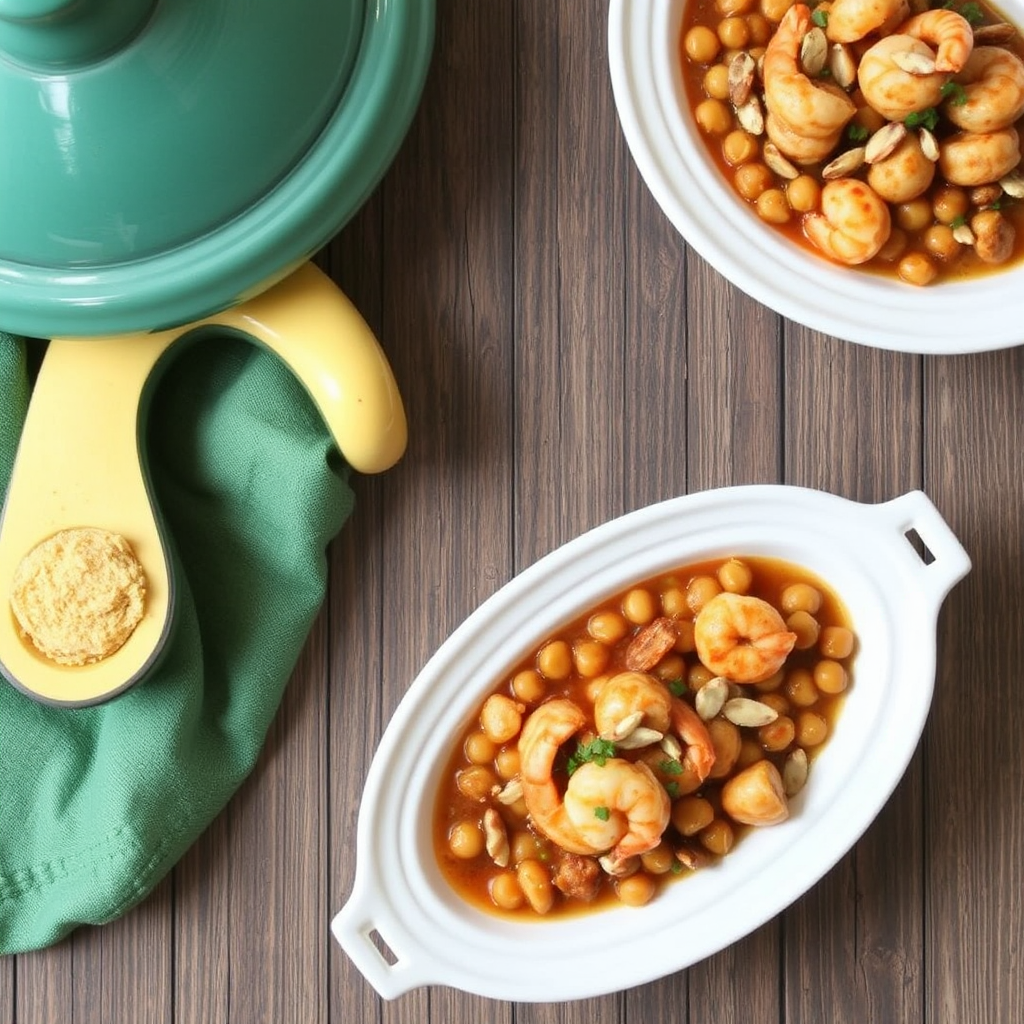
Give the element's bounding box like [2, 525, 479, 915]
[0, 0, 434, 706]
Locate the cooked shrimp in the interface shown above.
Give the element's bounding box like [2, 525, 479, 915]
[898, 9, 973, 73]
[938, 127, 1021, 186]
[562, 759, 671, 872]
[946, 46, 1024, 133]
[594, 671, 716, 781]
[693, 592, 798, 683]
[803, 177, 893, 264]
[720, 760, 790, 826]
[857, 35, 947, 120]
[594, 671, 671, 739]
[826, 0, 909, 43]
[766, 112, 844, 165]
[762, 3, 856, 158]
[866, 132, 936, 202]
[518, 698, 596, 855]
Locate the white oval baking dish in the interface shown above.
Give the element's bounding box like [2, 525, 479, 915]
[332, 486, 970, 1002]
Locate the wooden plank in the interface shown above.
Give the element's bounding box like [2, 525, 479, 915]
[924, 348, 1024, 1024]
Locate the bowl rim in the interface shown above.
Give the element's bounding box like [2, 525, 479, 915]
[606, 0, 1024, 355]
[332, 485, 970, 1001]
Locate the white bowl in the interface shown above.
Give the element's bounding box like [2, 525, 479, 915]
[607, 0, 1024, 354]
[332, 486, 970, 1001]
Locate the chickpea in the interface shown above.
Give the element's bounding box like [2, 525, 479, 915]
[695, 97, 733, 135]
[661, 586, 689, 617]
[932, 184, 969, 225]
[686, 574, 722, 613]
[489, 871, 524, 911]
[754, 668, 785, 692]
[674, 618, 697, 653]
[972, 209, 1015, 265]
[780, 582, 821, 615]
[722, 129, 759, 166]
[703, 63, 731, 100]
[448, 820, 485, 859]
[699, 818, 735, 856]
[784, 668, 819, 707]
[759, 713, 796, 752]
[718, 0, 756, 13]
[787, 174, 821, 213]
[717, 558, 753, 593]
[738, 737, 764, 769]
[851, 104, 886, 136]
[786, 609, 820, 649]
[756, 187, 791, 224]
[510, 829, 545, 866]
[583, 673, 610, 705]
[898, 251, 938, 286]
[464, 730, 498, 765]
[819, 625, 854, 660]
[622, 587, 657, 625]
[717, 15, 751, 48]
[456, 764, 498, 800]
[746, 12, 772, 44]
[574, 638, 610, 678]
[617, 872, 657, 907]
[758, 691, 790, 715]
[894, 198, 932, 233]
[760, 0, 795, 21]
[517, 859, 555, 914]
[688, 663, 716, 691]
[684, 25, 721, 63]
[654, 652, 687, 683]
[480, 693, 523, 744]
[511, 668, 546, 704]
[813, 658, 848, 695]
[707, 717, 742, 779]
[641, 842, 676, 875]
[537, 639, 572, 680]
[672, 795, 715, 836]
[734, 161, 774, 200]
[588, 609, 629, 644]
[970, 184, 1002, 207]
[494, 745, 521, 780]
[923, 223, 961, 261]
[796, 710, 829, 747]
[876, 226, 908, 262]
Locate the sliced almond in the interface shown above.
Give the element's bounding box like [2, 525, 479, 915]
[675, 846, 712, 871]
[614, 725, 665, 750]
[971, 184, 1003, 207]
[999, 169, 1024, 198]
[918, 127, 939, 162]
[723, 697, 779, 728]
[822, 146, 866, 179]
[728, 51, 757, 106]
[624, 616, 678, 672]
[601, 709, 644, 742]
[952, 223, 976, 245]
[495, 777, 524, 805]
[734, 95, 765, 136]
[484, 808, 510, 868]
[764, 141, 800, 180]
[828, 42, 857, 89]
[891, 50, 936, 75]
[973, 22, 1016, 44]
[782, 748, 809, 797]
[660, 733, 683, 760]
[864, 121, 907, 163]
[800, 26, 828, 76]
[695, 676, 730, 720]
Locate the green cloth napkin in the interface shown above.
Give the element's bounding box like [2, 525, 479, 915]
[0, 329, 354, 954]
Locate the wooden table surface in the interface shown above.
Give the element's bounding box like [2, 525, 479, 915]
[5, 1, 1023, 1021]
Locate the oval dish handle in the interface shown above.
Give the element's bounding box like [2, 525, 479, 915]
[871, 490, 971, 599]
[331, 891, 436, 1000]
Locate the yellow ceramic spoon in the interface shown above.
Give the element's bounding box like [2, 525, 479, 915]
[0, 262, 406, 706]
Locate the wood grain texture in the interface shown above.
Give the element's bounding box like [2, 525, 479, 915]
[5, 1, 1021, 1021]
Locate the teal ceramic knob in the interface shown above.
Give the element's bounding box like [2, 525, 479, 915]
[0, 0, 434, 336]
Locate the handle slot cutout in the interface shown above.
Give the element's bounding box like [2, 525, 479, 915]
[903, 527, 935, 565]
[369, 928, 399, 966]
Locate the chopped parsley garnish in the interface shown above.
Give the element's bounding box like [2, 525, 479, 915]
[950, 214, 968, 229]
[659, 757, 684, 776]
[667, 678, 687, 697]
[671, 859, 685, 875]
[594, 806, 610, 821]
[846, 123, 870, 143]
[665, 781, 681, 800]
[811, 7, 829, 26]
[566, 737, 616, 775]
[941, 80, 968, 106]
[940, 0, 983, 21]
[905, 107, 940, 131]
